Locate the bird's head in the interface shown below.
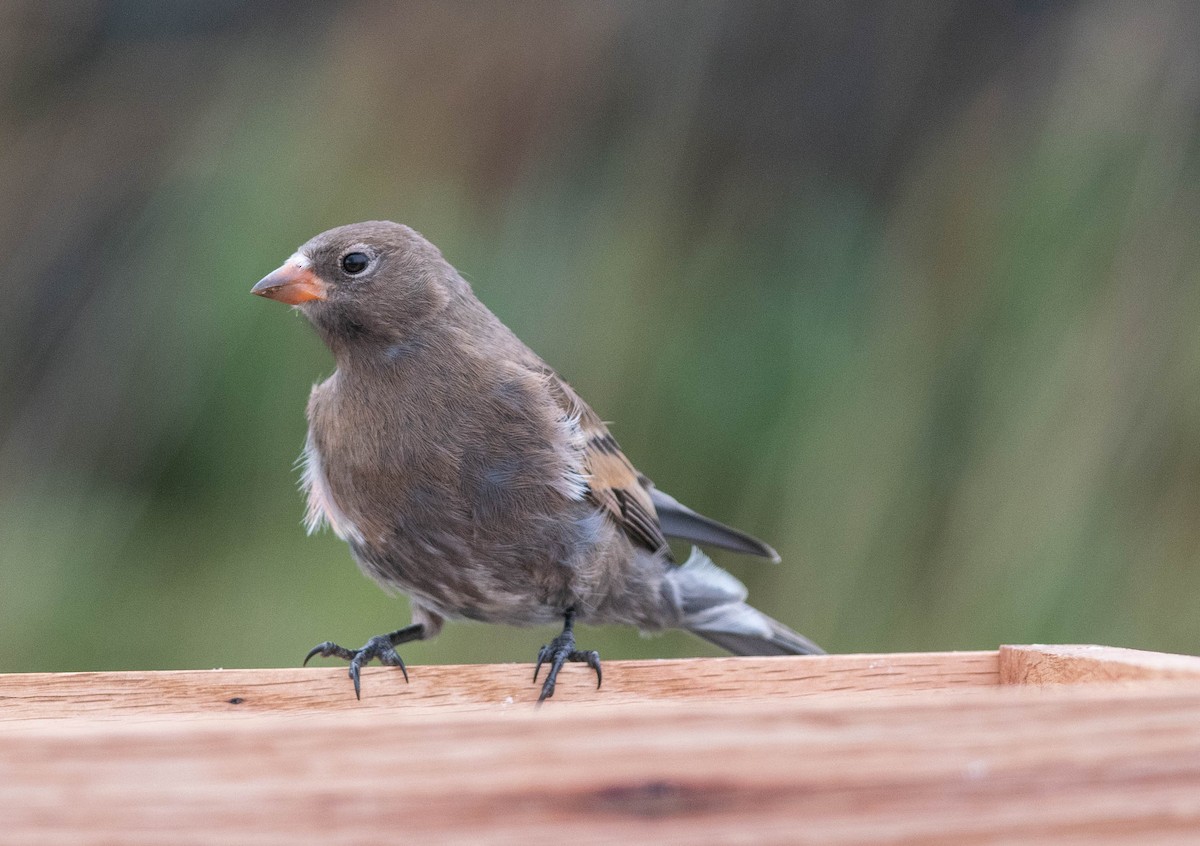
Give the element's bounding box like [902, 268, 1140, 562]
[252, 220, 461, 357]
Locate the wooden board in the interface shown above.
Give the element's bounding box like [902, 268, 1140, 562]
[1001, 644, 1200, 685]
[0, 651, 999, 722]
[5, 685, 1200, 843]
[4, 646, 1200, 844]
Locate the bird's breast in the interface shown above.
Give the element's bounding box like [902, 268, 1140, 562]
[300, 363, 625, 621]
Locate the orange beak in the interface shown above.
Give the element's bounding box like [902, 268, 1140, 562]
[251, 260, 327, 304]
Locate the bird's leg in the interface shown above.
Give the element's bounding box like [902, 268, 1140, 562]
[304, 623, 427, 700]
[532, 609, 602, 703]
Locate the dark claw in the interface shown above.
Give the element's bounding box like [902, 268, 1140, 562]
[537, 649, 603, 702]
[302, 627, 422, 699]
[303, 640, 355, 666]
[533, 612, 602, 703]
[533, 644, 551, 683]
[583, 650, 602, 689]
[350, 660, 362, 700]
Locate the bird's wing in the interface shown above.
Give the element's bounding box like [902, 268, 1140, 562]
[539, 367, 670, 558]
[647, 485, 780, 562]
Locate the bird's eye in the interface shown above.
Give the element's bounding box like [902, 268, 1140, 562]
[341, 252, 370, 275]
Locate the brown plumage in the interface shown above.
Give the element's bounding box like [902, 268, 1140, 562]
[251, 221, 823, 701]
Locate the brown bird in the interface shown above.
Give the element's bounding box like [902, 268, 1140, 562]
[252, 221, 823, 701]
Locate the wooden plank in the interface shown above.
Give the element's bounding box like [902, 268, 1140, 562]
[5, 684, 1200, 844]
[1000, 644, 1200, 685]
[0, 652, 998, 722]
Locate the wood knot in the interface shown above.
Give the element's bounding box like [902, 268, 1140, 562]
[594, 780, 724, 818]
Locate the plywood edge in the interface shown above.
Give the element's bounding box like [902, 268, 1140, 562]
[1000, 644, 1200, 685]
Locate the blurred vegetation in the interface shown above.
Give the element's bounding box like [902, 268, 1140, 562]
[3, 1, 1200, 672]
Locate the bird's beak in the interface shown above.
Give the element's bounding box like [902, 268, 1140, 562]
[251, 258, 328, 304]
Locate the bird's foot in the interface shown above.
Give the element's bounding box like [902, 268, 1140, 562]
[304, 624, 423, 700]
[532, 615, 601, 703]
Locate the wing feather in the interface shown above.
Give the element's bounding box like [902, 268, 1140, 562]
[538, 367, 670, 558]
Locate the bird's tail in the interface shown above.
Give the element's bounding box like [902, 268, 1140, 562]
[664, 547, 825, 656]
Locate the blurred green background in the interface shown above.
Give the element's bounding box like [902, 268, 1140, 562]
[3, 1, 1200, 672]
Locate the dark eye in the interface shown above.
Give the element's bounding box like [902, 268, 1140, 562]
[341, 252, 370, 275]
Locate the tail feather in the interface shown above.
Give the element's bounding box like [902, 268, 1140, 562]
[664, 547, 824, 656]
[688, 608, 826, 656]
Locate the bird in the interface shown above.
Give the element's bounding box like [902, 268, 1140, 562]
[251, 220, 823, 702]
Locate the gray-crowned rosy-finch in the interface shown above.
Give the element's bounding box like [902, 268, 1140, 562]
[252, 221, 823, 701]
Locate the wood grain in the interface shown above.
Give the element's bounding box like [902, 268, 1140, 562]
[1001, 644, 1200, 685]
[6, 649, 1200, 843]
[0, 652, 998, 722]
[6, 684, 1200, 844]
